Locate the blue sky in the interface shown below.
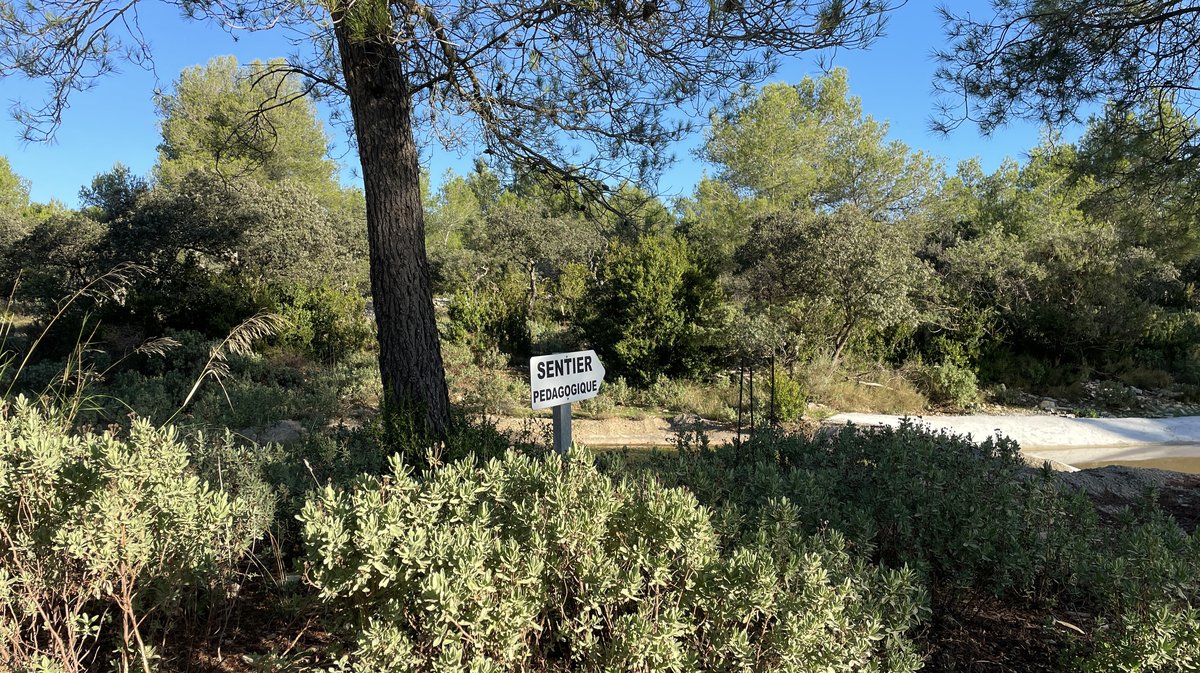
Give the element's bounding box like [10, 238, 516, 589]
[0, 2, 1079, 207]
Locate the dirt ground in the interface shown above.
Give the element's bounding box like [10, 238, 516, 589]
[493, 413, 742, 447]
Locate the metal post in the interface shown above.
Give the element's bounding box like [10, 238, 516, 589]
[736, 361, 744, 447]
[770, 353, 776, 426]
[552, 403, 572, 454]
[749, 365, 755, 434]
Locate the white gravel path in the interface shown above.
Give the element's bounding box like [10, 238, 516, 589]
[823, 412, 1200, 467]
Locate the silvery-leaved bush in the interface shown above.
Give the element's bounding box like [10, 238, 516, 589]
[301, 449, 927, 672]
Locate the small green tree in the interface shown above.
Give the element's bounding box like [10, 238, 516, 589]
[425, 170, 486, 294]
[5, 212, 107, 312]
[676, 176, 751, 266]
[735, 207, 934, 363]
[484, 193, 602, 312]
[79, 163, 149, 223]
[587, 234, 724, 384]
[1075, 100, 1200, 265]
[100, 171, 363, 339]
[931, 139, 1178, 372]
[0, 208, 21, 261]
[598, 183, 678, 243]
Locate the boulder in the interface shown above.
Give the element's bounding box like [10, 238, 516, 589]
[252, 419, 305, 445]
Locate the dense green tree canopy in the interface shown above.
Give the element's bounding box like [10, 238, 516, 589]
[936, 1, 1200, 133]
[735, 206, 934, 362]
[154, 56, 340, 201]
[705, 70, 939, 217]
[0, 156, 30, 252]
[112, 171, 354, 289]
[484, 193, 603, 309]
[929, 139, 1182, 369]
[0, 156, 29, 212]
[587, 233, 724, 383]
[5, 211, 107, 310]
[425, 171, 487, 293]
[0, 0, 901, 434]
[79, 163, 149, 223]
[1075, 101, 1200, 264]
[688, 70, 940, 259]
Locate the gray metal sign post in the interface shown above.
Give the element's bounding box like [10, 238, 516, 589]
[552, 403, 572, 454]
[530, 350, 605, 455]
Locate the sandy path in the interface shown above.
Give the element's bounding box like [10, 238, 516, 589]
[494, 415, 740, 447]
[495, 411, 1200, 471]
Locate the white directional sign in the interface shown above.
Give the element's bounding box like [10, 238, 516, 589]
[529, 350, 606, 410]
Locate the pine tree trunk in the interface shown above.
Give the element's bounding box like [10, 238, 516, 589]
[334, 22, 451, 435]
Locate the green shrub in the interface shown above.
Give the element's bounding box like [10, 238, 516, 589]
[585, 234, 724, 384]
[646, 373, 687, 409]
[909, 360, 980, 407]
[578, 390, 616, 417]
[93, 349, 342, 430]
[1076, 509, 1200, 671]
[605, 376, 634, 406]
[619, 423, 1200, 669]
[629, 423, 1096, 597]
[444, 286, 529, 356]
[76, 330, 350, 430]
[331, 350, 383, 409]
[0, 398, 268, 672]
[1094, 380, 1138, 409]
[447, 346, 524, 417]
[771, 370, 807, 422]
[300, 451, 927, 672]
[1141, 310, 1200, 375]
[977, 349, 1051, 388]
[527, 318, 581, 355]
[188, 370, 340, 429]
[269, 282, 373, 363]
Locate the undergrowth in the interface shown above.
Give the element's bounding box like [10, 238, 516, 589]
[605, 423, 1200, 670]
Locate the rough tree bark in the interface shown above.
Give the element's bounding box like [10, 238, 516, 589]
[334, 21, 451, 435]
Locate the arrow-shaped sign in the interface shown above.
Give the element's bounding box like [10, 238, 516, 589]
[529, 350, 606, 410]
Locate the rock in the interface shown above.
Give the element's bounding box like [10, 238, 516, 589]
[1039, 398, 1057, 411]
[260, 419, 305, 444]
[1058, 465, 1178, 501]
[1056, 465, 1200, 533]
[1020, 456, 1078, 473]
[671, 412, 700, 423]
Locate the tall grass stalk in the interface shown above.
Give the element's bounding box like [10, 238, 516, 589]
[1, 262, 148, 400]
[171, 311, 289, 424]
